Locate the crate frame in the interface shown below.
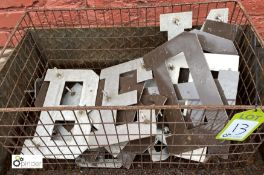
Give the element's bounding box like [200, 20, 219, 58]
[0, 0, 264, 172]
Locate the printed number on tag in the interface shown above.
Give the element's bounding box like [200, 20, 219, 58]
[218, 119, 258, 140]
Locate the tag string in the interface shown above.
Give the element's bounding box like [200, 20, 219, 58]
[254, 37, 259, 111]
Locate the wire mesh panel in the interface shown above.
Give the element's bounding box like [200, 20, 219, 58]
[0, 0, 264, 173]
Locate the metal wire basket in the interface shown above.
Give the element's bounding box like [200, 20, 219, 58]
[0, 0, 264, 173]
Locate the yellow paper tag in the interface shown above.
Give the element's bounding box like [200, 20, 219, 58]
[216, 108, 264, 141]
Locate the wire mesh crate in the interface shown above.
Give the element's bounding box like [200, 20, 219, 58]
[0, 0, 264, 173]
